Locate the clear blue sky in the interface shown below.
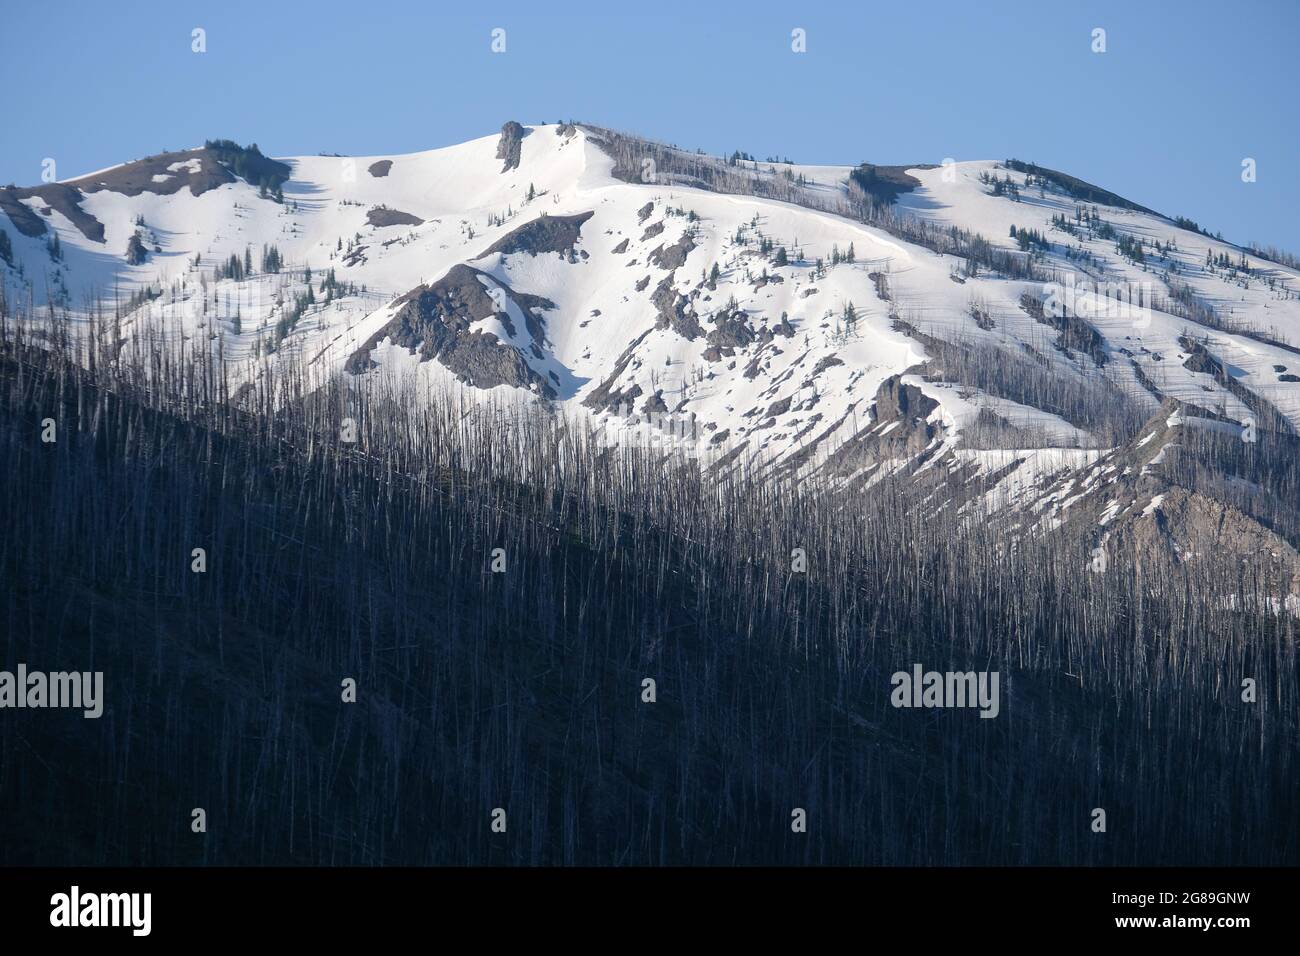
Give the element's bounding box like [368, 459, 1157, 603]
[2, 0, 1296, 251]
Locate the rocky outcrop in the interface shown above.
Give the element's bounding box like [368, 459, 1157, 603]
[1023, 399, 1300, 593]
[649, 231, 696, 271]
[705, 309, 754, 352]
[345, 264, 555, 397]
[366, 205, 423, 228]
[496, 121, 526, 172]
[582, 329, 655, 413]
[824, 376, 943, 477]
[0, 183, 105, 242]
[811, 354, 843, 375]
[475, 211, 593, 259]
[0, 187, 51, 237]
[652, 277, 703, 340]
[1, 143, 291, 243]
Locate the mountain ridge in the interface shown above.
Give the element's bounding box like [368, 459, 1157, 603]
[3, 119, 1299, 591]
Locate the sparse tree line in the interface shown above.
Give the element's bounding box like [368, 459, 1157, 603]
[204, 138, 287, 202]
[574, 126, 1063, 284]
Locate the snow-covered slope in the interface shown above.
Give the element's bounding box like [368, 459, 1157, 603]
[4, 121, 1300, 536]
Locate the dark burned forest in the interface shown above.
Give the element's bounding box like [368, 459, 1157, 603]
[1, 308, 1296, 866]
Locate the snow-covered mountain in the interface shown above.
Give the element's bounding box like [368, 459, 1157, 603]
[4, 120, 1300, 590]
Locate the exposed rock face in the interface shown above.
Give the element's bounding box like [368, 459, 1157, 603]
[873, 376, 937, 427]
[824, 376, 942, 477]
[651, 277, 703, 340]
[366, 206, 423, 228]
[0, 186, 57, 238]
[475, 211, 593, 259]
[1, 145, 291, 243]
[512, 292, 557, 342]
[582, 329, 654, 413]
[705, 310, 755, 351]
[345, 264, 555, 397]
[1103, 485, 1300, 584]
[1010, 399, 1300, 594]
[367, 160, 393, 178]
[1, 182, 106, 242]
[496, 121, 526, 172]
[83, 148, 240, 198]
[649, 231, 696, 271]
